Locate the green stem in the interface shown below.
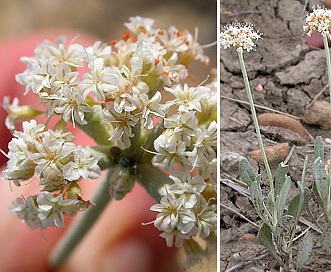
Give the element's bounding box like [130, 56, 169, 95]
[137, 163, 172, 202]
[323, 34, 331, 223]
[323, 35, 331, 108]
[237, 50, 276, 221]
[49, 169, 114, 268]
[76, 110, 113, 145]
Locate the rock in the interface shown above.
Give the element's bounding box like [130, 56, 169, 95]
[220, 152, 246, 172]
[303, 100, 331, 129]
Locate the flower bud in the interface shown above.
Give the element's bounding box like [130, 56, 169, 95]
[66, 182, 82, 199]
[3, 96, 43, 131]
[109, 164, 135, 200]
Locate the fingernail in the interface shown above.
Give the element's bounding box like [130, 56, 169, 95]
[102, 238, 152, 272]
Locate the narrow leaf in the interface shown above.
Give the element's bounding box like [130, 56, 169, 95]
[250, 180, 271, 227]
[312, 157, 328, 210]
[276, 176, 291, 218]
[239, 157, 255, 186]
[300, 156, 308, 187]
[275, 162, 289, 197]
[275, 215, 295, 250]
[287, 189, 309, 223]
[296, 230, 313, 271]
[257, 223, 283, 265]
[314, 136, 324, 161]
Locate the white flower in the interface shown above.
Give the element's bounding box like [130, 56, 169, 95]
[168, 171, 206, 208]
[160, 229, 191, 248]
[151, 193, 181, 231]
[103, 103, 139, 149]
[32, 132, 76, 180]
[164, 111, 198, 145]
[220, 22, 262, 52]
[151, 193, 197, 247]
[124, 16, 155, 35]
[85, 41, 112, 65]
[15, 58, 56, 95]
[52, 84, 93, 127]
[188, 121, 217, 168]
[9, 196, 42, 229]
[43, 36, 85, 68]
[140, 91, 165, 129]
[152, 133, 188, 171]
[193, 196, 216, 239]
[158, 26, 190, 53]
[304, 5, 331, 39]
[2, 138, 35, 185]
[165, 83, 208, 112]
[37, 192, 88, 228]
[82, 58, 119, 101]
[16, 36, 85, 96]
[63, 147, 101, 181]
[158, 27, 209, 66]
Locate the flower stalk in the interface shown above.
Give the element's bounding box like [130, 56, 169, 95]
[49, 169, 114, 268]
[323, 35, 331, 107]
[237, 50, 276, 222]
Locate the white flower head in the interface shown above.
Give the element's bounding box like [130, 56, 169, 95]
[304, 5, 331, 38]
[220, 22, 262, 52]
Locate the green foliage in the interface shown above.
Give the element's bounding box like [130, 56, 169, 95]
[239, 157, 255, 186]
[296, 230, 313, 271]
[312, 137, 331, 256]
[257, 222, 284, 266]
[239, 157, 311, 271]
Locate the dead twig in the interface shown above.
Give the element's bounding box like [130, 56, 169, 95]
[221, 95, 302, 120]
[283, 145, 296, 165]
[305, 84, 329, 110]
[220, 202, 260, 229]
[222, 10, 263, 18]
[225, 250, 269, 272]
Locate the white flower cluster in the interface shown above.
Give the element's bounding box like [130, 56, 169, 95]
[304, 5, 331, 39]
[4, 120, 100, 228]
[220, 22, 262, 52]
[15, 16, 209, 149]
[150, 79, 217, 248]
[151, 171, 216, 248]
[3, 16, 216, 255]
[9, 192, 91, 229]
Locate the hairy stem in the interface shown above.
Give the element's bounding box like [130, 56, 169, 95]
[323, 35, 331, 108]
[237, 50, 276, 223]
[49, 169, 114, 268]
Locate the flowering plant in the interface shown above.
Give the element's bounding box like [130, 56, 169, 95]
[1, 16, 217, 268]
[221, 22, 314, 271]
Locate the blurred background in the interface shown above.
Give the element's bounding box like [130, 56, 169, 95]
[0, 0, 216, 81]
[0, 1, 217, 271]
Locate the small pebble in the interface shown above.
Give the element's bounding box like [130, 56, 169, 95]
[230, 81, 245, 89]
[255, 83, 263, 92]
[233, 252, 241, 260]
